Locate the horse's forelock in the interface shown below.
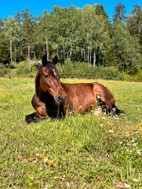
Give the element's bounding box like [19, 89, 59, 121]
[44, 63, 59, 77]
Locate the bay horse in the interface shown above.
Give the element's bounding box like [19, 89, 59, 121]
[26, 55, 123, 123]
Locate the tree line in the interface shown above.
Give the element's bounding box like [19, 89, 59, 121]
[0, 2, 142, 75]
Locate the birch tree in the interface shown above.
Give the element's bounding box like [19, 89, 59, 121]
[4, 16, 19, 64]
[21, 7, 34, 71]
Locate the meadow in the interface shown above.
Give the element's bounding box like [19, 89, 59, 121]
[0, 78, 142, 188]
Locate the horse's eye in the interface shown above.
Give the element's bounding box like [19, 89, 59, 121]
[45, 75, 49, 78]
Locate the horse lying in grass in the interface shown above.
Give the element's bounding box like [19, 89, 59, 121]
[26, 55, 123, 123]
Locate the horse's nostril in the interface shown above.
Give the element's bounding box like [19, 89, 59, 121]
[58, 96, 62, 101]
[56, 95, 66, 105]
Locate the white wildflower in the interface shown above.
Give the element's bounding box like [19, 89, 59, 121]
[133, 178, 139, 182]
[35, 153, 39, 157]
[114, 116, 119, 120]
[100, 124, 103, 127]
[109, 129, 114, 133]
[126, 148, 129, 152]
[44, 158, 49, 164]
[137, 150, 141, 156]
[94, 107, 102, 116]
[124, 183, 130, 188]
[66, 182, 70, 187]
[132, 143, 137, 147]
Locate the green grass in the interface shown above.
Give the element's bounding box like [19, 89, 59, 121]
[0, 78, 142, 189]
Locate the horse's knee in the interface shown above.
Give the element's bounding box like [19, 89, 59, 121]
[35, 106, 47, 117]
[31, 94, 47, 116]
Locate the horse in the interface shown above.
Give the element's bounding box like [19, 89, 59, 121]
[26, 55, 123, 123]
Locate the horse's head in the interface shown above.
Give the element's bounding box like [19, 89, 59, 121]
[39, 55, 66, 105]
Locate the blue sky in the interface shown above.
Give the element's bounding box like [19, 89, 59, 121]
[0, 0, 142, 20]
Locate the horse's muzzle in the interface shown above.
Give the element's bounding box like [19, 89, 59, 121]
[55, 95, 67, 105]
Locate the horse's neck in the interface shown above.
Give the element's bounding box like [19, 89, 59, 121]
[61, 82, 67, 91]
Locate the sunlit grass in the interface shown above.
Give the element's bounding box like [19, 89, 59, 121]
[0, 78, 142, 188]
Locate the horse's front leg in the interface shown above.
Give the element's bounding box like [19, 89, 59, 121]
[26, 94, 48, 123]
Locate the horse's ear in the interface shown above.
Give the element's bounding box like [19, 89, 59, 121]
[52, 55, 58, 65]
[42, 54, 47, 66]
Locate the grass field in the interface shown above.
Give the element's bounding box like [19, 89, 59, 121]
[0, 78, 142, 189]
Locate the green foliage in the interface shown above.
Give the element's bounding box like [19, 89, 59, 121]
[111, 20, 142, 74]
[0, 67, 11, 77]
[0, 20, 9, 62]
[15, 61, 29, 75]
[113, 2, 126, 22]
[127, 5, 142, 43]
[0, 64, 16, 77]
[133, 70, 142, 81]
[15, 61, 39, 77]
[0, 59, 141, 81]
[57, 59, 124, 80]
[0, 4, 142, 75]
[0, 78, 141, 188]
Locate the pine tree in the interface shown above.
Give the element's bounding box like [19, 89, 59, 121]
[127, 5, 142, 53]
[113, 2, 126, 22]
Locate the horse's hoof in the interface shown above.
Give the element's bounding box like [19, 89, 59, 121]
[25, 115, 39, 124]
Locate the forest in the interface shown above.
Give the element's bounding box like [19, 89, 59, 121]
[0, 2, 142, 76]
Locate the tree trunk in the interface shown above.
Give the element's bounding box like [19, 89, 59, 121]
[123, 63, 125, 74]
[15, 45, 17, 64]
[46, 36, 49, 60]
[62, 40, 65, 61]
[42, 44, 46, 55]
[102, 57, 105, 67]
[84, 49, 86, 61]
[70, 50, 72, 60]
[28, 42, 30, 72]
[93, 51, 96, 66]
[10, 39, 13, 64]
[81, 49, 83, 60]
[34, 52, 36, 60]
[57, 49, 59, 57]
[88, 49, 90, 64]
[90, 51, 92, 64]
[20, 42, 23, 56]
